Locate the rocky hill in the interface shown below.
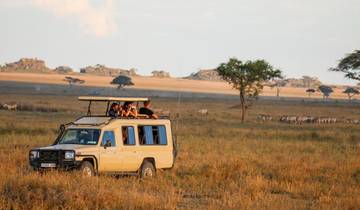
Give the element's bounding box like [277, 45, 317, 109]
[0, 58, 51, 73]
[80, 64, 137, 77]
[284, 76, 322, 88]
[184, 69, 222, 81]
[54, 66, 74, 74]
[151, 70, 170, 78]
[264, 76, 322, 88]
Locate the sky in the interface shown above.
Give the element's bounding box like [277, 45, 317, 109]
[0, 0, 359, 85]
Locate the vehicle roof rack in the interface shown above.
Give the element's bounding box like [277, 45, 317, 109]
[78, 96, 149, 116]
[78, 96, 149, 102]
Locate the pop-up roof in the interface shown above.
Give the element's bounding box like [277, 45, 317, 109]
[78, 96, 149, 116]
[78, 96, 149, 102]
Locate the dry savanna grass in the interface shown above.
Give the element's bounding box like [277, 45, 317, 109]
[0, 92, 359, 209]
[0, 72, 355, 99]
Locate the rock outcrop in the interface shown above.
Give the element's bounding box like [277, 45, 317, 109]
[80, 64, 137, 77]
[185, 69, 222, 81]
[0, 58, 51, 72]
[54, 66, 73, 74]
[151, 70, 170, 78]
[264, 76, 322, 88]
[284, 76, 322, 88]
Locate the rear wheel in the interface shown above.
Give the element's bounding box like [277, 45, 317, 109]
[140, 160, 156, 178]
[80, 161, 95, 177]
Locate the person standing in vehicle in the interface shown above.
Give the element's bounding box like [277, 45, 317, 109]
[108, 103, 120, 118]
[122, 101, 138, 118]
[139, 100, 158, 119]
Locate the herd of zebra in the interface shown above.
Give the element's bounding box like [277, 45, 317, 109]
[257, 114, 360, 124]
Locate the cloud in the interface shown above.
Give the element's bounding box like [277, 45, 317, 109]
[30, 0, 117, 37]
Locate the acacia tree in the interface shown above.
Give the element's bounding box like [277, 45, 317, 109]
[306, 88, 316, 98]
[269, 79, 287, 98]
[111, 75, 134, 89]
[63, 76, 85, 86]
[318, 85, 333, 100]
[330, 50, 360, 81]
[216, 58, 282, 123]
[343, 87, 359, 101]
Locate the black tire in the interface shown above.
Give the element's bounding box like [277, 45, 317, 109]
[140, 160, 156, 178]
[80, 161, 95, 177]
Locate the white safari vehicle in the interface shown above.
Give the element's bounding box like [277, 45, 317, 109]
[29, 96, 177, 177]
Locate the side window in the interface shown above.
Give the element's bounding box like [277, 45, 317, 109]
[158, 126, 167, 145]
[138, 125, 167, 145]
[101, 131, 116, 147]
[122, 126, 135, 145]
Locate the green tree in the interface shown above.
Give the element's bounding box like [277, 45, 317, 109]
[330, 50, 360, 81]
[216, 58, 282, 123]
[111, 75, 134, 89]
[269, 79, 287, 98]
[343, 87, 359, 101]
[318, 85, 333, 100]
[305, 88, 316, 98]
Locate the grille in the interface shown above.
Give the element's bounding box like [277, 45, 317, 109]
[39, 150, 60, 162]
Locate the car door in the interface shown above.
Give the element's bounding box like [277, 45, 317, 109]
[119, 125, 143, 172]
[99, 130, 122, 172]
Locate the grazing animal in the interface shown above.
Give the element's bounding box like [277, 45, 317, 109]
[257, 114, 272, 122]
[279, 115, 337, 124]
[280, 115, 297, 124]
[3, 103, 17, 111]
[345, 119, 360, 124]
[198, 109, 208, 115]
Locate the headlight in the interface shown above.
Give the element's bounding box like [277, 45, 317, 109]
[64, 151, 75, 159]
[29, 150, 39, 160]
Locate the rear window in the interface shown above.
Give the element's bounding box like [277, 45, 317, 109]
[138, 125, 167, 145]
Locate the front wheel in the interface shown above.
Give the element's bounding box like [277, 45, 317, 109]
[80, 161, 95, 177]
[140, 160, 156, 178]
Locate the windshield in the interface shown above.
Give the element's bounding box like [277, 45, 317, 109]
[58, 129, 101, 145]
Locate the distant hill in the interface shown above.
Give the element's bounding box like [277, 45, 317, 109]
[151, 70, 170, 78]
[0, 58, 51, 73]
[184, 69, 223, 81]
[285, 76, 322, 88]
[54, 66, 74, 74]
[80, 64, 137, 77]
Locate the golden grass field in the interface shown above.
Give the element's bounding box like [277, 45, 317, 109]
[0, 85, 359, 209]
[0, 72, 353, 99]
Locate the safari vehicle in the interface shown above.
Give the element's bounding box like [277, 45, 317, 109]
[29, 96, 177, 178]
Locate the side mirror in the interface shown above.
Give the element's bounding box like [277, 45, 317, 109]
[59, 124, 65, 132]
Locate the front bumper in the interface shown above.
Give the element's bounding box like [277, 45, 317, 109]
[29, 149, 81, 171]
[30, 159, 82, 170]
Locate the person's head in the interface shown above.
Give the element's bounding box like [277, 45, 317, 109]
[123, 101, 133, 108]
[110, 103, 118, 110]
[144, 100, 151, 108]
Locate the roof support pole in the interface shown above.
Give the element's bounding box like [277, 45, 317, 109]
[105, 101, 110, 116]
[87, 101, 92, 116]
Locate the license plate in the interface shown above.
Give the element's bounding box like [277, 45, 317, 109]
[41, 163, 56, 168]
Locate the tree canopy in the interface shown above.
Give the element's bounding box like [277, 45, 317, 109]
[305, 88, 316, 98]
[318, 85, 333, 100]
[63, 76, 85, 86]
[343, 87, 359, 101]
[111, 75, 134, 89]
[216, 58, 282, 122]
[330, 50, 360, 81]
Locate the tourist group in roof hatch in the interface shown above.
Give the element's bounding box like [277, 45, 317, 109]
[108, 100, 158, 119]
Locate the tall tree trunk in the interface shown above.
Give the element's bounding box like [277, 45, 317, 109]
[239, 92, 246, 123]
